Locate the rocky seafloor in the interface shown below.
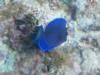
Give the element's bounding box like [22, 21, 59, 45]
[0, 0, 100, 75]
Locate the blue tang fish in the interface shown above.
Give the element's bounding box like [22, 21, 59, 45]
[34, 18, 67, 52]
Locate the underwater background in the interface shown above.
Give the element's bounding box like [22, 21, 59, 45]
[0, 0, 100, 75]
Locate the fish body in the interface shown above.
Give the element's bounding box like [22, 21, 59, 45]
[36, 18, 67, 52]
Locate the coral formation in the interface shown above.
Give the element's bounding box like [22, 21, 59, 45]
[0, 0, 100, 75]
[0, 39, 15, 73]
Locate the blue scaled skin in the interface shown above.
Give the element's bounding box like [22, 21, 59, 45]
[34, 18, 67, 52]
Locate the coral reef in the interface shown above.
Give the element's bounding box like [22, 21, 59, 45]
[0, 39, 15, 73]
[0, 0, 100, 75]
